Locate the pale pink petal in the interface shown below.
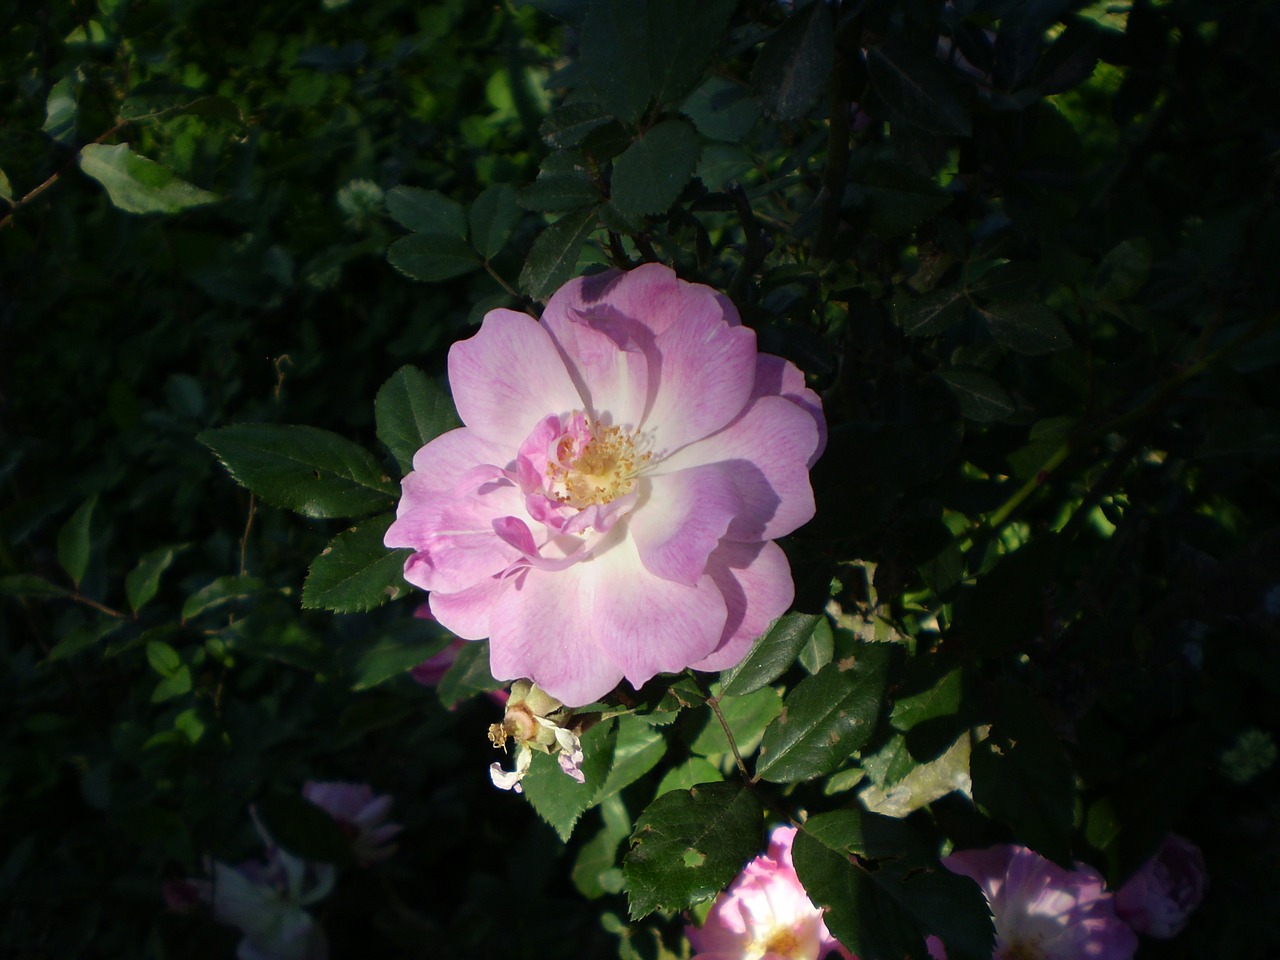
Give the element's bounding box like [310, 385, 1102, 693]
[543, 263, 722, 340]
[628, 464, 741, 586]
[390, 481, 527, 594]
[447, 309, 585, 448]
[753, 353, 827, 464]
[486, 561, 626, 706]
[427, 577, 509, 639]
[587, 533, 728, 690]
[402, 427, 511, 502]
[691, 540, 795, 671]
[658, 394, 820, 542]
[541, 307, 652, 429]
[643, 306, 759, 454]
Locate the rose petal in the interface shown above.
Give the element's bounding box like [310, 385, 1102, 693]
[628, 463, 742, 586]
[752, 353, 826, 464]
[691, 540, 795, 671]
[448, 308, 585, 448]
[427, 577, 509, 639]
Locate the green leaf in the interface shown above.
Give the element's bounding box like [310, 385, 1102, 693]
[578, 0, 737, 122]
[654, 757, 723, 796]
[540, 103, 612, 149]
[521, 719, 619, 841]
[756, 643, 890, 783]
[387, 233, 481, 282]
[719, 613, 825, 697]
[374, 365, 460, 474]
[151, 665, 193, 703]
[180, 575, 265, 622]
[303, 514, 412, 613]
[385, 185, 466, 237]
[118, 88, 244, 124]
[0, 574, 71, 599]
[610, 118, 700, 218]
[573, 794, 632, 899]
[681, 77, 760, 143]
[970, 682, 1075, 866]
[1093, 238, 1152, 302]
[893, 287, 968, 337]
[937, 367, 1016, 422]
[43, 72, 80, 145]
[690, 687, 783, 758]
[518, 172, 602, 212]
[198, 423, 396, 519]
[860, 732, 972, 819]
[45, 618, 123, 662]
[469, 183, 521, 260]
[891, 667, 962, 731]
[78, 143, 221, 214]
[981, 301, 1070, 355]
[623, 782, 762, 919]
[0, 167, 13, 204]
[146, 639, 182, 676]
[125, 546, 181, 613]
[351, 624, 451, 691]
[867, 41, 973, 136]
[751, 0, 834, 120]
[519, 207, 598, 302]
[596, 716, 668, 802]
[57, 495, 97, 589]
[799, 617, 834, 673]
[258, 792, 356, 868]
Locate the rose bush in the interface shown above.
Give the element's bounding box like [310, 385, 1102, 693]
[386, 264, 824, 706]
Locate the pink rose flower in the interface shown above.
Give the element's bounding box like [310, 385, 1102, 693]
[1114, 834, 1206, 939]
[386, 264, 824, 707]
[688, 825, 852, 960]
[301, 781, 402, 866]
[942, 844, 1137, 960]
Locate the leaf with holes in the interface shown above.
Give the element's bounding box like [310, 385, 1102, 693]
[303, 514, 411, 613]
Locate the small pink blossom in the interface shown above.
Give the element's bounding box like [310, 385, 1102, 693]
[942, 844, 1137, 960]
[687, 825, 853, 960]
[301, 782, 402, 866]
[1114, 834, 1206, 939]
[386, 264, 824, 707]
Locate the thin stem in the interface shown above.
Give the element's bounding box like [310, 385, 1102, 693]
[0, 120, 129, 231]
[706, 694, 754, 784]
[483, 260, 520, 301]
[71, 592, 129, 620]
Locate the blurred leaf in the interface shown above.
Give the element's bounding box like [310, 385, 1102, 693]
[385, 185, 466, 237]
[375, 365, 461, 474]
[303, 514, 412, 613]
[610, 118, 700, 218]
[180, 575, 265, 621]
[45, 618, 123, 662]
[43, 72, 80, 145]
[970, 681, 1075, 866]
[387, 233, 481, 282]
[719, 613, 825, 696]
[573, 794, 632, 899]
[867, 41, 973, 136]
[623, 781, 762, 918]
[0, 574, 71, 598]
[519, 206, 598, 301]
[151, 665, 193, 703]
[751, 0, 834, 120]
[938, 367, 1016, 422]
[351, 622, 452, 691]
[756, 643, 890, 782]
[0, 166, 13, 203]
[522, 719, 619, 841]
[56, 495, 97, 589]
[78, 143, 221, 214]
[199, 423, 396, 519]
[125, 546, 181, 613]
[119, 88, 244, 124]
[146, 638, 181, 676]
[469, 182, 521, 260]
[981, 301, 1070, 355]
[1093, 238, 1153, 301]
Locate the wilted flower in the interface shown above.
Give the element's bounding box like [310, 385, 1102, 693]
[386, 264, 824, 707]
[1114, 834, 1206, 939]
[942, 844, 1137, 960]
[301, 781, 402, 866]
[686, 825, 852, 960]
[488, 679, 586, 793]
[178, 811, 335, 960]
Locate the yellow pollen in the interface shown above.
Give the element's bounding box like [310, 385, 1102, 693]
[762, 928, 800, 957]
[547, 419, 650, 508]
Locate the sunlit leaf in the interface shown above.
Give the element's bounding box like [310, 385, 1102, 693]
[79, 143, 221, 214]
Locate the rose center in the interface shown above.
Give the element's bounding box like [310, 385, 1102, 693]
[761, 928, 801, 957]
[546, 416, 649, 508]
